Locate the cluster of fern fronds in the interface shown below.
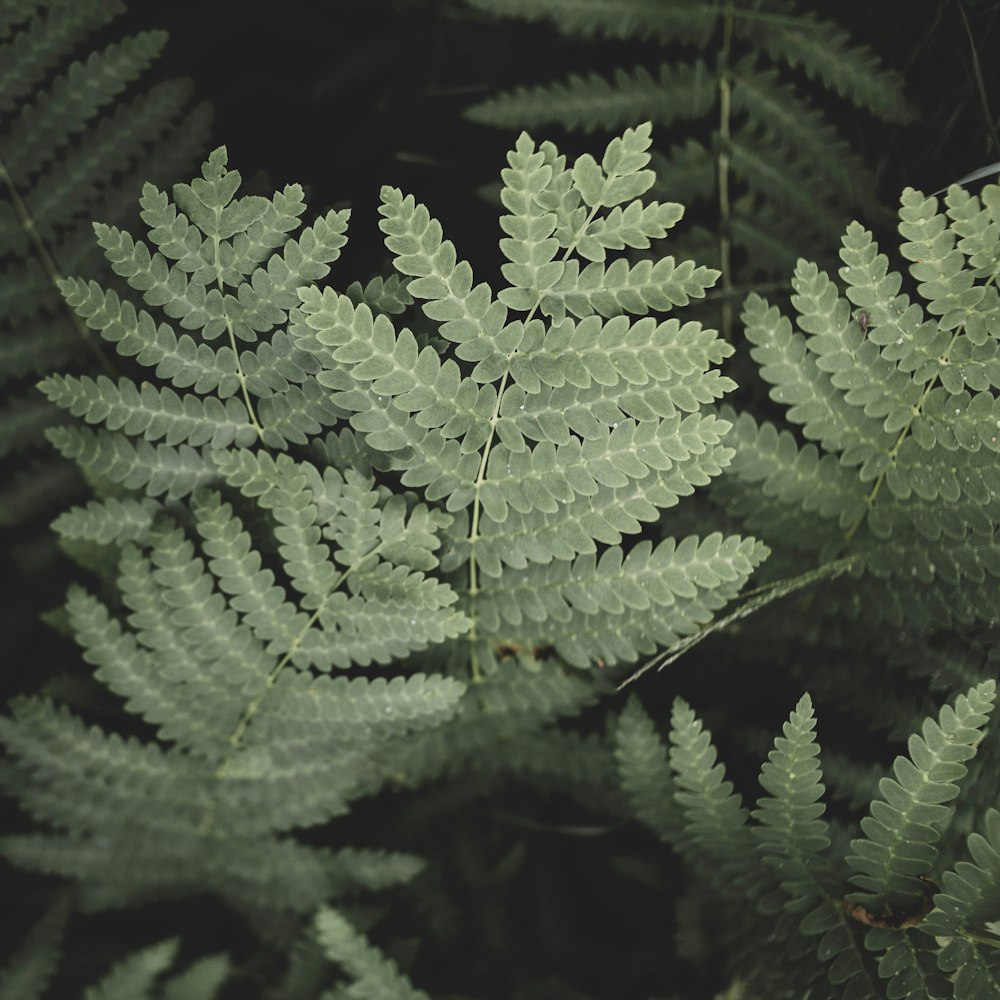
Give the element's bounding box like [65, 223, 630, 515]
[3, 2, 1000, 998]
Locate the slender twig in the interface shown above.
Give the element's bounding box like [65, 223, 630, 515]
[617, 556, 860, 690]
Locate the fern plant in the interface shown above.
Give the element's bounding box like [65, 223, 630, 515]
[711, 178, 1000, 632]
[614, 681, 1000, 999]
[0, 905, 231, 1000]
[0, 125, 765, 981]
[460, 0, 915, 338]
[0, 0, 211, 665]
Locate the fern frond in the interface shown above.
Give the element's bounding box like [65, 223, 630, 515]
[471, 660, 606, 717]
[466, 62, 714, 133]
[728, 181, 1000, 630]
[46, 425, 214, 499]
[0, 0, 124, 115]
[6, 31, 168, 179]
[314, 908, 430, 1000]
[545, 253, 718, 320]
[0, 80, 198, 253]
[613, 696, 682, 841]
[736, 12, 915, 123]
[68, 582, 239, 758]
[846, 680, 996, 913]
[741, 292, 895, 467]
[472, 419, 735, 575]
[0, 696, 205, 835]
[240, 671, 466, 752]
[0, 900, 68, 1000]
[924, 807, 1000, 937]
[160, 954, 231, 1000]
[863, 926, 949, 1000]
[717, 408, 867, 534]
[899, 186, 1000, 342]
[56, 278, 242, 395]
[732, 62, 881, 212]
[668, 697, 760, 892]
[297, 289, 496, 460]
[82, 938, 179, 1000]
[474, 533, 766, 667]
[376, 184, 506, 355]
[727, 133, 849, 242]
[938, 936, 1000, 998]
[39, 374, 257, 447]
[751, 694, 838, 908]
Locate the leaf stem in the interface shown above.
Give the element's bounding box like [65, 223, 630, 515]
[844, 326, 964, 542]
[466, 196, 603, 683]
[212, 233, 265, 439]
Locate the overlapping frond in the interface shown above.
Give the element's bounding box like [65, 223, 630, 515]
[718, 180, 1000, 628]
[1, 131, 763, 977]
[290, 124, 753, 672]
[751, 694, 839, 914]
[314, 908, 430, 1000]
[466, 62, 714, 133]
[846, 680, 996, 913]
[461, 0, 911, 325]
[0, 901, 67, 1000]
[0, 0, 210, 548]
[614, 684, 1000, 999]
[613, 697, 682, 841]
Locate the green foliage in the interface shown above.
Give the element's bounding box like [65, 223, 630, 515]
[5, 5, 996, 996]
[462, 0, 913, 312]
[314, 908, 430, 1000]
[0, 900, 67, 1000]
[716, 180, 1000, 630]
[0, 919, 229, 1000]
[614, 681, 999, 999]
[1, 128, 762, 992]
[0, 0, 209, 548]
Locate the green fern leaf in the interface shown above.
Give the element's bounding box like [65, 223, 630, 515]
[57, 278, 243, 396]
[751, 693, 838, 908]
[727, 181, 1000, 630]
[475, 533, 766, 667]
[732, 61, 881, 213]
[668, 697, 760, 892]
[7, 31, 168, 180]
[846, 680, 996, 913]
[736, 12, 915, 123]
[0, 3, 122, 111]
[39, 373, 257, 448]
[613, 696, 682, 840]
[466, 62, 714, 133]
[923, 807, 1000, 937]
[938, 936, 1000, 999]
[82, 938, 179, 1000]
[314, 908, 430, 1000]
[46, 425, 214, 499]
[161, 954, 231, 1000]
[0, 901, 68, 1000]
